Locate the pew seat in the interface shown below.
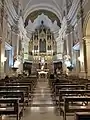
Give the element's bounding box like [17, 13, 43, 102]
[61, 96, 90, 120]
[0, 98, 23, 120]
[0, 86, 30, 106]
[75, 112, 90, 120]
[53, 85, 85, 105]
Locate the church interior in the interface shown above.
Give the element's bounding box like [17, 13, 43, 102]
[0, 0, 90, 120]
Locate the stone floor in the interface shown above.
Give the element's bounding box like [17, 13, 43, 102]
[2, 78, 74, 120]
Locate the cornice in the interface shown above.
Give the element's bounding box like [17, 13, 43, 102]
[67, 0, 79, 21]
[58, 17, 67, 37]
[5, 0, 19, 22]
[67, 0, 88, 26]
[83, 35, 90, 40]
[66, 0, 79, 27]
[0, 1, 2, 8]
[23, 3, 62, 22]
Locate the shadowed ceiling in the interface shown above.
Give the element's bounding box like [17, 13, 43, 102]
[24, 10, 61, 27]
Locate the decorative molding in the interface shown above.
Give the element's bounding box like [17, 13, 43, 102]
[4, 0, 19, 27]
[26, 13, 60, 39]
[67, 0, 79, 20]
[83, 35, 90, 40]
[84, 36, 90, 45]
[0, 1, 3, 8]
[23, 3, 62, 22]
[5, 0, 19, 21]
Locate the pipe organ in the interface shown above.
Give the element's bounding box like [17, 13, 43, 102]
[29, 21, 57, 71]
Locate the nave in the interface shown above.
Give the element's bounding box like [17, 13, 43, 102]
[1, 75, 90, 120]
[0, 77, 74, 120]
[22, 78, 74, 120]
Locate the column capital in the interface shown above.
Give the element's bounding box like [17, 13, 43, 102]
[65, 24, 74, 34]
[65, 28, 70, 34]
[83, 35, 90, 40]
[11, 25, 19, 34]
[83, 35, 90, 45]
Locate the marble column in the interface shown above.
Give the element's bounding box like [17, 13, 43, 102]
[84, 36, 90, 78]
[0, 6, 2, 78]
[70, 27, 74, 58]
[0, 2, 8, 78]
[76, 51, 80, 75]
[11, 26, 19, 56]
[4, 50, 9, 75]
[65, 28, 72, 56]
[70, 26, 80, 75]
[11, 26, 19, 76]
[78, 18, 87, 78]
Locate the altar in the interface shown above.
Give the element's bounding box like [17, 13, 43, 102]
[37, 68, 49, 80]
[38, 71, 48, 79]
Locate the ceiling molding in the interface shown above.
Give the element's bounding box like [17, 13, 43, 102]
[24, 10, 61, 27]
[23, 3, 62, 22]
[25, 13, 60, 39]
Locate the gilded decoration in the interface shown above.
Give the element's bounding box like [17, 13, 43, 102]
[29, 21, 56, 70]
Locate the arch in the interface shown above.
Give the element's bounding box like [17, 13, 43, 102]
[86, 18, 90, 36]
[83, 10, 90, 77]
[83, 10, 90, 36]
[23, 4, 62, 22]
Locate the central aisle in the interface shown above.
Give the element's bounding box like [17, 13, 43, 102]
[22, 78, 73, 120]
[32, 80, 54, 107]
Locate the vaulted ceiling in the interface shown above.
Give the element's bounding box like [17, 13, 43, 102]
[24, 10, 61, 27]
[21, 0, 64, 40]
[22, 0, 64, 22]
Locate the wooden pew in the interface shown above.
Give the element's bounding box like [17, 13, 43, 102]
[55, 85, 85, 92]
[0, 98, 23, 120]
[13, 79, 36, 91]
[51, 79, 73, 88]
[0, 86, 30, 105]
[5, 83, 33, 102]
[16, 76, 37, 85]
[75, 112, 90, 120]
[54, 85, 85, 104]
[51, 83, 75, 92]
[86, 83, 90, 90]
[5, 83, 32, 92]
[0, 91, 25, 108]
[61, 96, 90, 120]
[59, 90, 90, 114]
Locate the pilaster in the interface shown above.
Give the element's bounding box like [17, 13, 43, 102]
[0, 0, 8, 78]
[65, 26, 72, 56]
[84, 36, 90, 78]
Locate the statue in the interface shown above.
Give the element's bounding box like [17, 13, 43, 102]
[40, 57, 45, 70]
